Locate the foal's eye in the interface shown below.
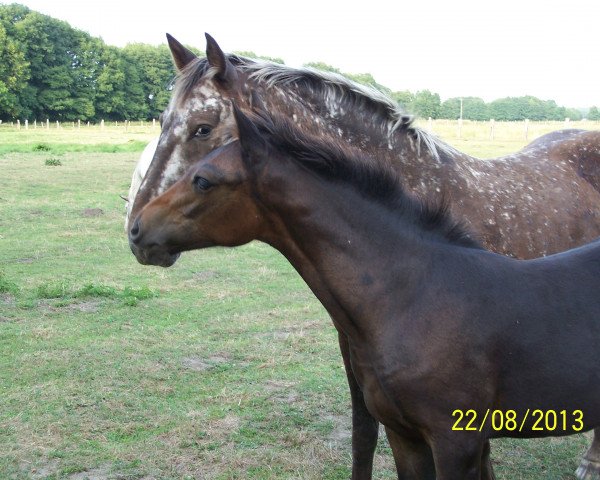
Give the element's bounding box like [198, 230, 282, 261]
[193, 175, 213, 192]
[194, 125, 213, 139]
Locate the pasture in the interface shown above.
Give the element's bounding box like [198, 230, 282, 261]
[1, 120, 598, 479]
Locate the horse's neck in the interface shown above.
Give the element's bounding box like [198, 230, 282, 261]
[258, 161, 435, 338]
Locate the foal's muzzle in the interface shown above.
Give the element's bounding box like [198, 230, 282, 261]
[128, 216, 180, 267]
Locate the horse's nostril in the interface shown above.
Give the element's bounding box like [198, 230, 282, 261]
[129, 218, 141, 244]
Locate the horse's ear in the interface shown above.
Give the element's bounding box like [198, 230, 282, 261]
[166, 33, 197, 72]
[233, 104, 267, 160]
[205, 33, 237, 83]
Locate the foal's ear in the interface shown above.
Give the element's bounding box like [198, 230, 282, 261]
[205, 33, 237, 84]
[166, 33, 197, 72]
[233, 105, 268, 160]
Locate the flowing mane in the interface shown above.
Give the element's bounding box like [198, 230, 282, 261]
[248, 108, 480, 249]
[173, 55, 454, 160]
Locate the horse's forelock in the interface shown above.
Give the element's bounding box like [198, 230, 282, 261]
[172, 57, 219, 105]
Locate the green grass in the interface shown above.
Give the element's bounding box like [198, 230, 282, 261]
[0, 125, 595, 479]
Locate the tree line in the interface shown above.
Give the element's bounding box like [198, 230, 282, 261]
[1, 4, 598, 123]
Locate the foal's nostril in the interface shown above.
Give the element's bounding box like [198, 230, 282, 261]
[129, 218, 142, 244]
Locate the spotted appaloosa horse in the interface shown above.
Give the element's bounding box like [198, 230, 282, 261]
[129, 104, 600, 479]
[127, 33, 600, 480]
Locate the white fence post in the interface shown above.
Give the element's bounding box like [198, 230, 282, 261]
[489, 119, 495, 140]
[524, 119, 529, 141]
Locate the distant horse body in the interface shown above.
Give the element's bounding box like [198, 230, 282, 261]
[129, 106, 600, 479]
[127, 34, 600, 479]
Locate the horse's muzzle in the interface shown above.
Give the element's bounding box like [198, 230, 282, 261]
[128, 217, 181, 267]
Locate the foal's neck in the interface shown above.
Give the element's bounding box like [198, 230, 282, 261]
[257, 160, 441, 339]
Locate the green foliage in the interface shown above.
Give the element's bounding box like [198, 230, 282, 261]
[303, 61, 341, 74]
[588, 106, 600, 121]
[303, 62, 391, 95]
[440, 97, 489, 121]
[411, 90, 441, 119]
[0, 270, 18, 294]
[391, 90, 414, 110]
[0, 21, 29, 118]
[33, 281, 158, 306]
[122, 43, 176, 119]
[33, 142, 50, 151]
[0, 4, 176, 122]
[44, 157, 61, 166]
[487, 96, 573, 121]
[0, 4, 591, 124]
[234, 50, 284, 64]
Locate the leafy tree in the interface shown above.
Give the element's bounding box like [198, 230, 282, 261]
[122, 43, 176, 119]
[463, 97, 489, 121]
[564, 108, 582, 121]
[304, 61, 341, 74]
[303, 62, 390, 94]
[588, 106, 600, 121]
[3, 7, 101, 120]
[391, 90, 415, 111]
[411, 90, 441, 119]
[0, 4, 589, 122]
[234, 50, 284, 64]
[0, 22, 29, 119]
[440, 98, 460, 119]
[94, 45, 128, 120]
[440, 97, 489, 120]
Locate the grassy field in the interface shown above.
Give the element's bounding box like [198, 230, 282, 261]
[0, 121, 598, 479]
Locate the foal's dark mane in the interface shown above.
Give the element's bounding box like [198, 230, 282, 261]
[247, 110, 480, 250]
[174, 55, 453, 159]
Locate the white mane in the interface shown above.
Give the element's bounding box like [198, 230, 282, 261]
[124, 137, 159, 231]
[235, 59, 456, 160]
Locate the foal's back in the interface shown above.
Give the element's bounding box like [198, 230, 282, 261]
[433, 238, 600, 433]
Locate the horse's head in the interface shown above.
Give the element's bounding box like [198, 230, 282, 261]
[127, 33, 251, 234]
[128, 106, 271, 267]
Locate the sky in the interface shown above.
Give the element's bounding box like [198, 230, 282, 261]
[12, 0, 600, 108]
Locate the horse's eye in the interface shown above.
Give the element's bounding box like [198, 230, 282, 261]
[193, 175, 213, 192]
[194, 125, 213, 139]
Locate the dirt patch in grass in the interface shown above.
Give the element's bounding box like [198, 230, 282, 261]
[16, 257, 35, 263]
[26, 459, 60, 479]
[264, 379, 299, 404]
[81, 208, 104, 217]
[65, 463, 113, 480]
[1, 292, 15, 305]
[66, 300, 102, 313]
[192, 270, 219, 282]
[323, 414, 351, 445]
[181, 354, 230, 372]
